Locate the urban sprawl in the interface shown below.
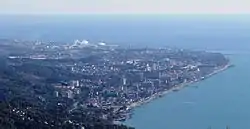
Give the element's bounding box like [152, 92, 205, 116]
[0, 39, 231, 129]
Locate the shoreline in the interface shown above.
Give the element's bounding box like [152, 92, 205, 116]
[125, 63, 233, 116]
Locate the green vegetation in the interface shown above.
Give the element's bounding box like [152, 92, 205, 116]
[0, 58, 134, 129]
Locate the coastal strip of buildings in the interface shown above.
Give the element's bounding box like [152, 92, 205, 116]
[0, 39, 231, 128]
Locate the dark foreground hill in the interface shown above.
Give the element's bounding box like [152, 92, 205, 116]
[0, 58, 134, 129]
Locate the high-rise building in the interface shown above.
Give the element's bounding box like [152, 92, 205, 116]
[67, 90, 73, 99]
[55, 91, 59, 97]
[136, 83, 139, 98]
[152, 63, 157, 71]
[76, 80, 80, 87]
[72, 80, 80, 87]
[138, 72, 144, 81]
[146, 63, 151, 71]
[122, 77, 127, 85]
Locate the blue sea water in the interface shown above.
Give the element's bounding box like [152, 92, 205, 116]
[125, 54, 250, 129]
[1, 14, 250, 129]
[1, 14, 250, 51]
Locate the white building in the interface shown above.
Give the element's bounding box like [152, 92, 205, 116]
[67, 90, 74, 99]
[55, 91, 59, 97]
[122, 77, 127, 85]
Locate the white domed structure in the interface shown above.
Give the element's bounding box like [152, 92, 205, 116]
[82, 40, 89, 45]
[98, 42, 106, 46]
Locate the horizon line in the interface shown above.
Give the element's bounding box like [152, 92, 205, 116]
[1, 13, 250, 16]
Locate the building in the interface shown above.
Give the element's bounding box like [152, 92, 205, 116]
[146, 63, 151, 71]
[139, 72, 144, 81]
[67, 90, 74, 99]
[72, 80, 80, 87]
[152, 63, 157, 71]
[55, 91, 59, 97]
[76, 89, 80, 94]
[122, 77, 127, 85]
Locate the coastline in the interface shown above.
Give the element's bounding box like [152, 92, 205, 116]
[126, 63, 233, 112]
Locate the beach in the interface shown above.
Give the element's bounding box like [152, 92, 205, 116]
[125, 55, 250, 129]
[127, 63, 232, 110]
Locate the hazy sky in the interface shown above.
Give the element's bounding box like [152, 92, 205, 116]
[0, 0, 250, 14]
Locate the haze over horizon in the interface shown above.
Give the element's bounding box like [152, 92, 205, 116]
[1, 0, 250, 52]
[1, 0, 250, 14]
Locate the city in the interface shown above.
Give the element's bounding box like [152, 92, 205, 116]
[0, 39, 231, 129]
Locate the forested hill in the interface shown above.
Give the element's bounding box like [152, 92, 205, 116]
[0, 58, 134, 129]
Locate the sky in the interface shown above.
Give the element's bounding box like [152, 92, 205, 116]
[0, 0, 250, 14]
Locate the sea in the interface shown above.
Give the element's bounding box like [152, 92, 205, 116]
[1, 14, 250, 129]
